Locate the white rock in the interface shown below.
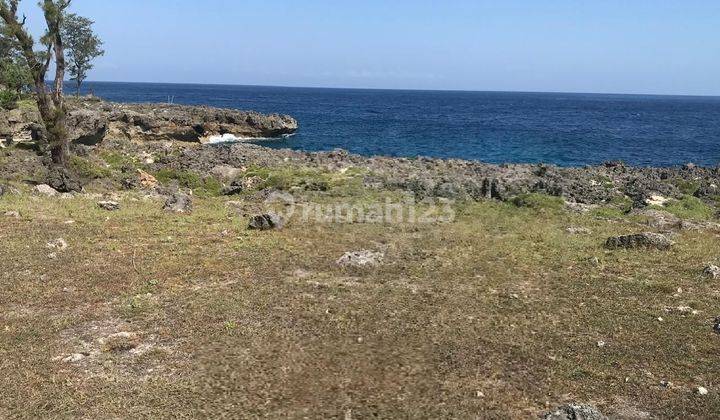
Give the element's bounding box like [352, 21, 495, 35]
[3, 211, 20, 218]
[33, 184, 58, 196]
[645, 194, 670, 207]
[336, 250, 384, 268]
[62, 353, 86, 363]
[97, 200, 120, 211]
[46, 238, 68, 251]
[703, 265, 720, 279]
[696, 386, 709, 395]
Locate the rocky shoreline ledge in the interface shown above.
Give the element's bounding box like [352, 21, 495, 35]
[1, 98, 719, 214]
[0, 97, 298, 146]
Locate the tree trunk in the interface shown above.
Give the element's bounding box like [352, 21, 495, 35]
[48, 108, 69, 166]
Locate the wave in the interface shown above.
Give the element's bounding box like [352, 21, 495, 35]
[205, 133, 296, 144]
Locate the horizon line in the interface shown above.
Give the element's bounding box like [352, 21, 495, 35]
[73, 79, 720, 99]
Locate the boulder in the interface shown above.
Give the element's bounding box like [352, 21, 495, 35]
[33, 184, 58, 197]
[704, 265, 720, 279]
[544, 404, 607, 420]
[605, 233, 673, 250]
[137, 169, 158, 189]
[714, 317, 720, 334]
[98, 201, 120, 211]
[248, 212, 284, 230]
[163, 192, 192, 213]
[46, 167, 82, 193]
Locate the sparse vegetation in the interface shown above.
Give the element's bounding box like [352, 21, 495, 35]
[1, 184, 718, 418]
[660, 195, 716, 220]
[154, 168, 223, 197]
[511, 192, 565, 211]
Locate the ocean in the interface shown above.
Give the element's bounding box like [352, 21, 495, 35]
[78, 82, 720, 167]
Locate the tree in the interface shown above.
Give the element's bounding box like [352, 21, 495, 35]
[0, 59, 31, 95]
[0, 0, 72, 167]
[62, 13, 103, 96]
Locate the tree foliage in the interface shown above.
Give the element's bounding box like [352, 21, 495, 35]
[0, 0, 72, 167]
[62, 13, 103, 95]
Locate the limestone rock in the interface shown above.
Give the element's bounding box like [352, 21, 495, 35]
[544, 404, 607, 420]
[98, 200, 120, 211]
[703, 265, 720, 279]
[67, 109, 109, 145]
[633, 209, 681, 230]
[33, 184, 58, 196]
[336, 250, 385, 268]
[46, 167, 82, 193]
[163, 192, 192, 213]
[137, 169, 158, 189]
[605, 232, 673, 250]
[46, 238, 68, 251]
[248, 212, 284, 230]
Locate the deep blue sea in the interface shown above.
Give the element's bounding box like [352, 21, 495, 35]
[78, 82, 720, 167]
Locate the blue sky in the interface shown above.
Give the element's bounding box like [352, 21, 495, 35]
[19, 0, 720, 95]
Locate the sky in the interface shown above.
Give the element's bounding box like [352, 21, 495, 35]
[18, 0, 720, 95]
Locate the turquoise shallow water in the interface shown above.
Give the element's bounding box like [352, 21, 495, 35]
[78, 82, 720, 167]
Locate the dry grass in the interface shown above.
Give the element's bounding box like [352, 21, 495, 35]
[0, 191, 719, 418]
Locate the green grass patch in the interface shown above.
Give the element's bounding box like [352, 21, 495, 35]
[660, 196, 716, 220]
[673, 179, 701, 196]
[510, 193, 565, 212]
[99, 151, 140, 171]
[70, 156, 111, 179]
[16, 98, 38, 111]
[243, 165, 367, 196]
[154, 168, 223, 197]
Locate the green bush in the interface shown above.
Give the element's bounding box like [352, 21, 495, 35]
[154, 169, 223, 197]
[0, 89, 18, 110]
[661, 196, 716, 220]
[70, 156, 111, 179]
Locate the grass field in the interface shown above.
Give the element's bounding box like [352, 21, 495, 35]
[1, 190, 719, 418]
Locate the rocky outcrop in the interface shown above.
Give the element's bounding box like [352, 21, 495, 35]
[605, 232, 674, 250]
[1, 97, 298, 146]
[248, 212, 285, 230]
[163, 192, 193, 213]
[93, 101, 298, 144]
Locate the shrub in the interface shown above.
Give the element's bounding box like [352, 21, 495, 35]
[662, 196, 716, 220]
[154, 169, 223, 197]
[0, 89, 18, 110]
[70, 156, 111, 179]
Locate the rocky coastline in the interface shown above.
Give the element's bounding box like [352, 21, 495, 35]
[1, 97, 719, 213]
[0, 96, 299, 147]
